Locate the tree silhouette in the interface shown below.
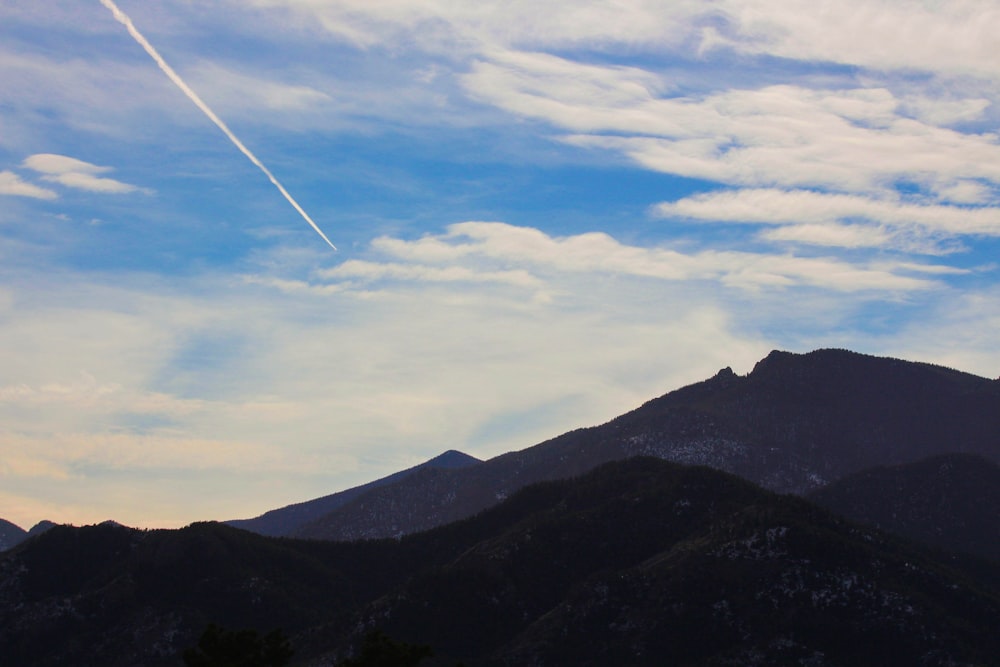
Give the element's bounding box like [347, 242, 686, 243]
[182, 623, 294, 667]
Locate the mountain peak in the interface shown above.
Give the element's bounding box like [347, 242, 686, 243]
[749, 348, 856, 377]
[425, 450, 482, 468]
[228, 449, 481, 537]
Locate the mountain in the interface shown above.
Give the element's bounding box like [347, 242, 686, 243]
[26, 520, 58, 539]
[0, 519, 26, 552]
[0, 521, 364, 667]
[384, 458, 1000, 667]
[226, 449, 481, 537]
[1, 458, 998, 666]
[292, 348, 1000, 541]
[808, 453, 1000, 561]
[0, 519, 55, 552]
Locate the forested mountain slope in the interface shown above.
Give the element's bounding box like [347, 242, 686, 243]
[2, 458, 998, 666]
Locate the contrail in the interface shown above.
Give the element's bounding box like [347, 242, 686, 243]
[98, 0, 337, 251]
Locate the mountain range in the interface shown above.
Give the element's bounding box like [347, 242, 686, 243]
[1, 457, 998, 666]
[0, 520, 57, 552]
[2, 348, 998, 666]
[230, 348, 1000, 542]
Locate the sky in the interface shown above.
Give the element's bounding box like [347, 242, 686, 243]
[2, 0, 999, 530]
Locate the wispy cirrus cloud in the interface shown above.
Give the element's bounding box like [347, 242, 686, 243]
[22, 153, 146, 194]
[188, 62, 332, 114]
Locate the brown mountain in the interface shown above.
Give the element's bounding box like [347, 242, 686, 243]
[292, 348, 1000, 541]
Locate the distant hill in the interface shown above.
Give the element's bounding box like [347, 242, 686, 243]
[0, 519, 56, 552]
[808, 453, 1000, 561]
[226, 449, 480, 537]
[292, 348, 1000, 541]
[1, 458, 997, 666]
[26, 520, 58, 539]
[0, 519, 26, 552]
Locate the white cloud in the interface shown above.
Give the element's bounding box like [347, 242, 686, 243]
[461, 53, 1000, 196]
[656, 188, 1000, 252]
[23, 153, 145, 194]
[713, 0, 1000, 80]
[243, 0, 707, 52]
[247, 0, 1000, 83]
[360, 221, 942, 293]
[901, 95, 991, 127]
[241, 274, 349, 296]
[757, 224, 910, 252]
[43, 170, 141, 194]
[320, 259, 544, 289]
[0, 170, 57, 199]
[934, 180, 995, 205]
[23, 153, 106, 176]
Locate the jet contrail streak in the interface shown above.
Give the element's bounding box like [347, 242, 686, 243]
[98, 0, 337, 251]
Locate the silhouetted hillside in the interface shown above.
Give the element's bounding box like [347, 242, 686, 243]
[293, 349, 1000, 541]
[0, 519, 55, 552]
[809, 453, 1000, 561]
[2, 458, 998, 666]
[0, 519, 26, 552]
[227, 450, 480, 537]
[0, 521, 395, 667]
[26, 520, 58, 539]
[333, 459, 1000, 666]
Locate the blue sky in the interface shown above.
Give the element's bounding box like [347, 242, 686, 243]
[2, 0, 999, 529]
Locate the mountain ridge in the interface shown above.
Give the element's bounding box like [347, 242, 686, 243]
[226, 449, 481, 537]
[808, 452, 1000, 561]
[289, 348, 1000, 541]
[3, 457, 997, 666]
[0, 519, 59, 552]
